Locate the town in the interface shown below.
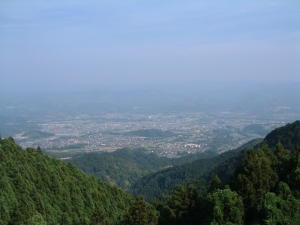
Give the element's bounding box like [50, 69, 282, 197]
[14, 110, 287, 158]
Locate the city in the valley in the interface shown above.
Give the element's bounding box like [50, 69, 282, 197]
[13, 111, 287, 158]
[2, 86, 299, 159]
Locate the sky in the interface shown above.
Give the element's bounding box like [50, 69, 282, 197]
[0, 1, 300, 93]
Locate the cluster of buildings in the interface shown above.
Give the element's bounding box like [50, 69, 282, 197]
[14, 112, 280, 158]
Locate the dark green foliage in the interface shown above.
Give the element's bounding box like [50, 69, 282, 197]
[0, 138, 133, 224]
[230, 147, 278, 209]
[228, 140, 300, 223]
[71, 147, 215, 190]
[186, 145, 252, 198]
[119, 196, 159, 225]
[71, 148, 170, 190]
[149, 120, 300, 224]
[207, 175, 222, 194]
[155, 145, 300, 224]
[167, 185, 197, 219]
[7, 136, 15, 143]
[253, 183, 300, 224]
[261, 120, 300, 150]
[130, 138, 262, 201]
[154, 185, 198, 225]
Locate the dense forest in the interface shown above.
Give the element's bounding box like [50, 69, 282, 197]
[70, 147, 215, 190]
[0, 137, 134, 224]
[152, 142, 300, 224]
[130, 138, 262, 201]
[260, 120, 300, 150]
[0, 120, 300, 224]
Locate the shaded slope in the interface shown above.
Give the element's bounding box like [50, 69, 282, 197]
[131, 121, 300, 201]
[129, 138, 262, 201]
[154, 143, 300, 225]
[71, 147, 215, 190]
[260, 120, 300, 150]
[188, 120, 300, 198]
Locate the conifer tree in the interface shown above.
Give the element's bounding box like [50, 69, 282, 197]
[119, 196, 159, 225]
[231, 147, 278, 209]
[207, 175, 222, 194]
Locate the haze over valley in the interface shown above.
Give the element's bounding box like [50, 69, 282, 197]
[1, 82, 299, 159]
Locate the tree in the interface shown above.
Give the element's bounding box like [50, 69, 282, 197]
[27, 212, 47, 225]
[255, 183, 300, 225]
[37, 146, 42, 154]
[231, 147, 278, 209]
[152, 200, 176, 225]
[274, 143, 290, 181]
[207, 175, 222, 194]
[91, 204, 111, 225]
[167, 185, 197, 222]
[8, 136, 15, 143]
[206, 187, 244, 225]
[119, 196, 159, 225]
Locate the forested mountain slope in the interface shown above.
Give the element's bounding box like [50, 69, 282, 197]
[154, 143, 300, 225]
[0, 138, 134, 225]
[70, 147, 215, 190]
[131, 121, 300, 201]
[260, 120, 300, 150]
[129, 138, 262, 201]
[185, 120, 300, 197]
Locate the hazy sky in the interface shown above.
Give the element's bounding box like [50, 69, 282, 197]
[1, 1, 299, 93]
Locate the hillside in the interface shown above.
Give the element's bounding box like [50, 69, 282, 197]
[71, 147, 215, 190]
[22, 130, 55, 139]
[191, 120, 300, 195]
[148, 120, 300, 224]
[129, 138, 262, 201]
[153, 143, 300, 225]
[130, 121, 300, 201]
[71, 148, 170, 189]
[260, 120, 300, 150]
[0, 138, 134, 224]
